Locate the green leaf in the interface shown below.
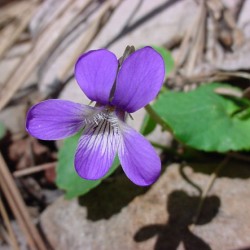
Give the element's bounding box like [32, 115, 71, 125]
[153, 83, 250, 152]
[152, 46, 175, 76]
[56, 132, 120, 199]
[140, 114, 157, 136]
[0, 123, 6, 140]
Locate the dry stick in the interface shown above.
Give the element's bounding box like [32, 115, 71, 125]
[57, 0, 122, 82]
[0, 2, 30, 30]
[190, 156, 230, 230]
[216, 71, 250, 80]
[0, 0, 93, 111]
[0, 153, 47, 250]
[174, 1, 203, 69]
[0, 174, 37, 250]
[182, 70, 250, 84]
[43, 0, 122, 103]
[13, 162, 57, 178]
[185, 1, 206, 76]
[174, 21, 194, 69]
[0, 197, 20, 250]
[0, 225, 10, 245]
[30, 0, 74, 36]
[0, 5, 37, 60]
[0, 1, 33, 19]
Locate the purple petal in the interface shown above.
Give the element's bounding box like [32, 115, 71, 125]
[74, 116, 119, 180]
[118, 123, 161, 186]
[75, 49, 118, 104]
[111, 46, 165, 113]
[26, 99, 95, 140]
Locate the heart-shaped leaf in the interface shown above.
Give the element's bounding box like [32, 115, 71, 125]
[153, 83, 250, 152]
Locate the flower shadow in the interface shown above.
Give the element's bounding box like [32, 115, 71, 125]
[78, 172, 149, 221]
[134, 190, 220, 250]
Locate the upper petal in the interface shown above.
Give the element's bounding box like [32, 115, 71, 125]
[111, 46, 165, 113]
[26, 99, 96, 140]
[74, 49, 118, 104]
[118, 122, 161, 186]
[75, 113, 121, 180]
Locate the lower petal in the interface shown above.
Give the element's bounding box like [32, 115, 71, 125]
[26, 99, 96, 140]
[75, 116, 121, 180]
[118, 123, 161, 186]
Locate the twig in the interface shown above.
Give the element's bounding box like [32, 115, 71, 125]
[185, 1, 206, 76]
[0, 197, 20, 250]
[0, 0, 93, 111]
[190, 155, 230, 230]
[0, 5, 37, 60]
[30, 0, 74, 36]
[216, 71, 250, 80]
[172, 70, 250, 87]
[175, 1, 206, 70]
[0, 153, 47, 250]
[0, 169, 36, 249]
[57, 0, 121, 82]
[39, 0, 122, 101]
[0, 225, 9, 244]
[13, 162, 57, 178]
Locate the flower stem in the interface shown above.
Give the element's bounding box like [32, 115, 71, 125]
[144, 104, 171, 132]
[150, 141, 168, 151]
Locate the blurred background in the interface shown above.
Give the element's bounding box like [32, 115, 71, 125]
[0, 0, 250, 249]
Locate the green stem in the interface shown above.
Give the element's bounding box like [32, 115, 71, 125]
[144, 104, 171, 132]
[150, 141, 168, 151]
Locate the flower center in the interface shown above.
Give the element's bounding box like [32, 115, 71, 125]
[104, 105, 116, 113]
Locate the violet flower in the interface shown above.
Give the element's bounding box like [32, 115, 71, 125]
[26, 46, 165, 186]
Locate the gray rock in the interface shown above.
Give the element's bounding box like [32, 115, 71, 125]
[40, 163, 250, 250]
